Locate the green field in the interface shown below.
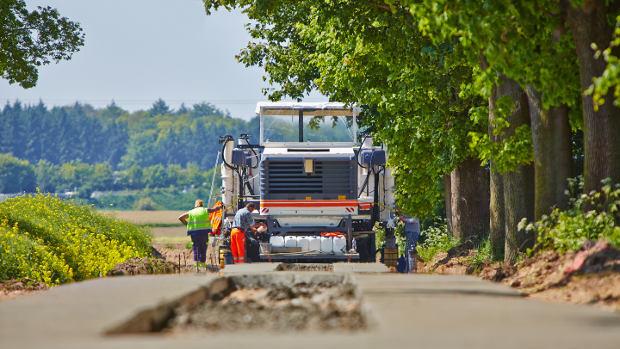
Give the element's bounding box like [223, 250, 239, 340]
[101, 210, 189, 244]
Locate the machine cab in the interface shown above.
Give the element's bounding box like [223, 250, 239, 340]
[257, 102, 360, 218]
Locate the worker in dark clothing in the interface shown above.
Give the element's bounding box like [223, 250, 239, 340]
[178, 199, 222, 270]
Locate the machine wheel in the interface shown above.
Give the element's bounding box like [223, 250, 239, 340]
[354, 234, 376, 262]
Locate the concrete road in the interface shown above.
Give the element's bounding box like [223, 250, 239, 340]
[1, 264, 618, 349]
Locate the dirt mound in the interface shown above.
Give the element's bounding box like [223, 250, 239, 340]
[481, 240, 620, 311]
[423, 241, 477, 274]
[423, 239, 620, 311]
[275, 263, 334, 272]
[478, 263, 515, 282]
[0, 279, 48, 300]
[107, 257, 177, 276]
[533, 272, 620, 309]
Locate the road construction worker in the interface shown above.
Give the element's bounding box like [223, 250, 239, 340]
[178, 199, 222, 269]
[209, 200, 223, 236]
[230, 202, 258, 264]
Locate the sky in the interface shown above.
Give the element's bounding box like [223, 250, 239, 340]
[0, 0, 321, 119]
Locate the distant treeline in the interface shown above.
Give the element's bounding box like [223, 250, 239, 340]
[0, 153, 218, 196]
[0, 99, 259, 170]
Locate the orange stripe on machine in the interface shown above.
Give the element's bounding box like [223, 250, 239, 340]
[358, 202, 373, 210]
[260, 200, 358, 208]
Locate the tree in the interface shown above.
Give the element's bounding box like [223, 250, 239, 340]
[100, 101, 125, 120]
[589, 15, 620, 109]
[148, 98, 171, 116]
[176, 103, 189, 115]
[0, 99, 255, 170]
[191, 102, 222, 117]
[204, 0, 490, 241]
[0, 0, 84, 88]
[407, 0, 583, 261]
[0, 153, 36, 193]
[34, 159, 58, 193]
[564, 0, 620, 193]
[449, 158, 490, 241]
[143, 164, 169, 189]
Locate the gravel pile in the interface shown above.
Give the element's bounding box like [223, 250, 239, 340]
[275, 263, 334, 272]
[0, 279, 48, 300]
[170, 277, 366, 332]
[107, 257, 177, 276]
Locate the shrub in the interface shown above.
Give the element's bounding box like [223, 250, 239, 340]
[416, 221, 459, 262]
[467, 239, 492, 273]
[0, 224, 72, 285]
[133, 197, 158, 210]
[373, 220, 419, 257]
[0, 194, 151, 283]
[0, 153, 36, 193]
[373, 222, 386, 250]
[524, 178, 620, 253]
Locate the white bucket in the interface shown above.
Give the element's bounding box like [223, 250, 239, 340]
[269, 236, 284, 248]
[308, 236, 321, 252]
[332, 236, 346, 254]
[297, 236, 310, 252]
[285, 236, 297, 248]
[320, 237, 333, 253]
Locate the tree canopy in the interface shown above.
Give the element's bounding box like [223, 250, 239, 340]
[0, 0, 84, 88]
[0, 100, 258, 170]
[203, 0, 620, 262]
[205, 0, 484, 216]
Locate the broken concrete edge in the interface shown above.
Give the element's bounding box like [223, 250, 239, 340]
[104, 277, 232, 335]
[104, 272, 372, 336]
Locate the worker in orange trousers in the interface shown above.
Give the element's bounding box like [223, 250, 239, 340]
[230, 202, 256, 264]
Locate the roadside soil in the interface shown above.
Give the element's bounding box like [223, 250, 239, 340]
[0, 280, 48, 301]
[108, 240, 221, 275]
[424, 240, 620, 311]
[152, 239, 220, 269]
[107, 257, 177, 276]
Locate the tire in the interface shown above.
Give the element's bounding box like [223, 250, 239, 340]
[354, 234, 376, 262]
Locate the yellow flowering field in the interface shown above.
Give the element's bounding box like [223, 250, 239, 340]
[0, 194, 151, 285]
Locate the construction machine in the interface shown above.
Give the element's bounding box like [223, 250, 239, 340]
[218, 102, 396, 262]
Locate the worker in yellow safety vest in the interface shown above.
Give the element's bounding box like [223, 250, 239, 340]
[178, 199, 222, 270]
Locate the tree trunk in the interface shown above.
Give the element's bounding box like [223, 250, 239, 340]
[488, 167, 504, 260]
[449, 158, 490, 241]
[494, 76, 535, 263]
[444, 174, 453, 233]
[489, 87, 505, 261]
[566, 0, 620, 192]
[504, 162, 535, 263]
[526, 86, 572, 219]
